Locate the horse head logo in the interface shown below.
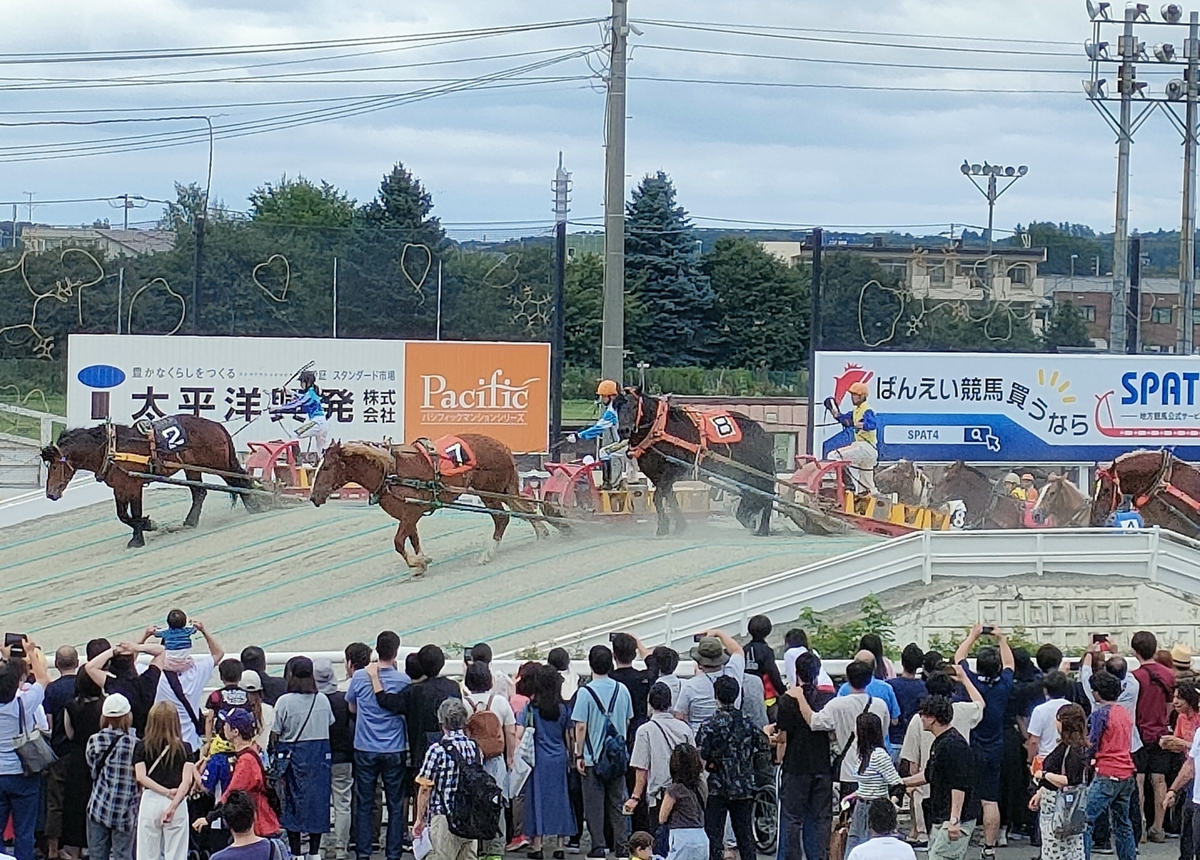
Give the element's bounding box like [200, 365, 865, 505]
[831, 364, 874, 407]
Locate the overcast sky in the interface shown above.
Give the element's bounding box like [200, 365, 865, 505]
[0, 0, 1192, 238]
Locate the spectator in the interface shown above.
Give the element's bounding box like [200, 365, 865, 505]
[1155, 649, 1176, 670]
[845, 711, 904, 853]
[0, 639, 51, 860]
[1029, 703, 1088, 860]
[781, 629, 835, 691]
[794, 660, 892, 793]
[738, 669, 769, 732]
[905, 695, 981, 860]
[370, 644, 461, 767]
[470, 643, 514, 700]
[44, 645, 78, 860]
[1175, 645, 1198, 686]
[626, 682, 695, 853]
[743, 615, 785, 717]
[775, 651, 834, 860]
[1000, 649, 1041, 844]
[837, 651, 901, 750]
[320, 655, 354, 860]
[887, 644, 927, 752]
[628, 830, 655, 860]
[846, 798, 916, 860]
[898, 666, 984, 850]
[62, 669, 105, 856]
[1167, 690, 1200, 860]
[1035, 644, 1090, 715]
[85, 693, 138, 860]
[346, 631, 410, 860]
[511, 661, 539, 720]
[610, 633, 653, 739]
[135, 701, 198, 860]
[220, 708, 282, 837]
[696, 675, 770, 860]
[1084, 670, 1137, 860]
[1026, 670, 1070, 763]
[1132, 629, 1176, 842]
[547, 648, 578, 703]
[859, 634, 895, 680]
[573, 645, 634, 859]
[1162, 676, 1200, 860]
[209, 790, 267, 860]
[83, 640, 166, 735]
[675, 630, 745, 733]
[645, 646, 681, 708]
[463, 661, 516, 860]
[238, 671, 276, 752]
[413, 699, 484, 860]
[241, 646, 287, 706]
[954, 624, 1015, 859]
[153, 619, 223, 754]
[657, 744, 708, 860]
[276, 656, 335, 860]
[204, 658, 248, 753]
[522, 665, 576, 858]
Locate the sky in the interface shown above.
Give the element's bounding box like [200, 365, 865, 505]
[0, 0, 1193, 239]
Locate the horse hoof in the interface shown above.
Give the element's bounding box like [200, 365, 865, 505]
[127, 536, 145, 549]
[181, 520, 198, 530]
[143, 519, 158, 532]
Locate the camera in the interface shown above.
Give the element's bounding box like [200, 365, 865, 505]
[4, 634, 26, 658]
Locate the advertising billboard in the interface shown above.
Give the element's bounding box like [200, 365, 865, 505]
[67, 334, 550, 453]
[814, 350, 1200, 463]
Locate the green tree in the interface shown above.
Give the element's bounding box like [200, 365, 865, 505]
[1017, 222, 1104, 276]
[624, 171, 715, 366]
[1043, 300, 1094, 351]
[360, 162, 446, 249]
[249, 175, 356, 227]
[564, 252, 603, 367]
[703, 237, 809, 369]
[818, 253, 905, 351]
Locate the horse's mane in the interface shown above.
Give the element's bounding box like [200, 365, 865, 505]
[59, 423, 146, 449]
[340, 441, 395, 474]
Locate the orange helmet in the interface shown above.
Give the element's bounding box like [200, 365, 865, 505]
[596, 379, 619, 397]
[848, 382, 869, 396]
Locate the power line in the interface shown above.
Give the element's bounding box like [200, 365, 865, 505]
[630, 75, 1077, 95]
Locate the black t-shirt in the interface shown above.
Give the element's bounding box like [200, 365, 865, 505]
[106, 666, 161, 736]
[927, 728, 981, 825]
[611, 667, 652, 742]
[134, 740, 187, 789]
[44, 675, 77, 755]
[328, 691, 354, 764]
[376, 675, 462, 764]
[257, 672, 288, 707]
[776, 690, 833, 775]
[1040, 743, 1087, 790]
[744, 640, 785, 701]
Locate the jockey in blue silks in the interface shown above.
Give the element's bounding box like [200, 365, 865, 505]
[567, 379, 623, 489]
[269, 369, 330, 453]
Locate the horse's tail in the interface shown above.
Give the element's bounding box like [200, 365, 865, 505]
[221, 429, 262, 513]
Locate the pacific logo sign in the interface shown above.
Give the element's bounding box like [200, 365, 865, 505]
[420, 369, 539, 424]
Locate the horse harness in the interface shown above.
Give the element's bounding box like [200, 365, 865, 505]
[371, 438, 449, 513]
[1099, 451, 1200, 521]
[628, 395, 732, 471]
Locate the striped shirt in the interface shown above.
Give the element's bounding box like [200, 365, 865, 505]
[854, 747, 902, 799]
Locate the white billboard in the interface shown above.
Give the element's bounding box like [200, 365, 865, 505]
[814, 350, 1200, 463]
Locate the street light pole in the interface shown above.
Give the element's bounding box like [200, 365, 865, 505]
[600, 0, 629, 385]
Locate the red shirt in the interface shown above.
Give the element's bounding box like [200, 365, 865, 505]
[1177, 711, 1200, 744]
[1132, 662, 1175, 745]
[1094, 704, 1136, 780]
[226, 747, 281, 837]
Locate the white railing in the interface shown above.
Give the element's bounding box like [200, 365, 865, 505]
[497, 527, 1200, 659]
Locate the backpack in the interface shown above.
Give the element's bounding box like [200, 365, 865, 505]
[583, 685, 630, 784]
[466, 695, 506, 760]
[238, 748, 283, 818]
[440, 739, 503, 840]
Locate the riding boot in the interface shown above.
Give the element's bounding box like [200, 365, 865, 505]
[600, 460, 613, 491]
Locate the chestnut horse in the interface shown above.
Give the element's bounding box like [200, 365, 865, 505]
[930, 460, 1024, 529]
[310, 434, 561, 575]
[1091, 450, 1200, 535]
[40, 417, 260, 548]
[1030, 474, 1090, 527]
[875, 459, 933, 507]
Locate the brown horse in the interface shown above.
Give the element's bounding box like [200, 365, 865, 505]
[1030, 474, 1090, 527]
[875, 459, 933, 507]
[310, 434, 560, 575]
[930, 460, 1025, 529]
[1091, 450, 1200, 534]
[40, 417, 260, 548]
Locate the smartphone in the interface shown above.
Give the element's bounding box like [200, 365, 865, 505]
[4, 633, 26, 657]
[463, 649, 473, 664]
[981, 626, 995, 636]
[1092, 633, 1109, 644]
[693, 634, 704, 643]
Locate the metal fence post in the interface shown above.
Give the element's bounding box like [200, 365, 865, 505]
[1036, 532, 1044, 577]
[922, 530, 933, 585]
[664, 604, 674, 648]
[1149, 526, 1161, 583]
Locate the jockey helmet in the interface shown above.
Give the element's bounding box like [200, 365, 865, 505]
[596, 379, 620, 397]
[1021, 473, 1034, 481]
[1004, 472, 1020, 484]
[299, 370, 317, 389]
[848, 382, 869, 396]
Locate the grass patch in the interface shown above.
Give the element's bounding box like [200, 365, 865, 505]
[0, 392, 67, 442]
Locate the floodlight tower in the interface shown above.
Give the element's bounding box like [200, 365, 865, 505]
[959, 161, 1029, 255]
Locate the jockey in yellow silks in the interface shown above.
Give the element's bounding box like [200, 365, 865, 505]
[829, 381, 879, 494]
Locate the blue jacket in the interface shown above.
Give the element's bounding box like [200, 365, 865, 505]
[276, 386, 325, 420]
[578, 404, 618, 442]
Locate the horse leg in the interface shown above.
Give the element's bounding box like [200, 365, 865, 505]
[182, 470, 207, 528]
[392, 520, 428, 576]
[666, 481, 687, 534]
[114, 496, 136, 543]
[755, 491, 772, 537]
[125, 495, 147, 549]
[480, 510, 509, 564]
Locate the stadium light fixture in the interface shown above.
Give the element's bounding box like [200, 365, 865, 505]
[1167, 78, 1187, 99]
[1089, 0, 1112, 20]
[961, 161, 972, 175]
[1018, 165, 1029, 176]
[1154, 43, 1177, 62]
[1162, 2, 1184, 21]
[1086, 39, 1111, 61]
[971, 164, 983, 174]
[1083, 78, 1109, 98]
[1129, 2, 1152, 21]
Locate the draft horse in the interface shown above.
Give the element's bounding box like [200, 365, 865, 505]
[615, 389, 775, 536]
[1030, 474, 1090, 527]
[1091, 449, 1200, 534]
[930, 460, 1025, 529]
[40, 417, 260, 548]
[310, 434, 562, 575]
[875, 459, 933, 507]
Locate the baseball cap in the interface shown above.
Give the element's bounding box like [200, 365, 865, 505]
[238, 670, 263, 692]
[102, 693, 131, 718]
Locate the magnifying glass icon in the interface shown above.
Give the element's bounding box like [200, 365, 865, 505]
[967, 428, 983, 442]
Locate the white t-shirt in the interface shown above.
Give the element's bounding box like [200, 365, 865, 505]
[154, 653, 215, 751]
[847, 835, 917, 860]
[898, 702, 984, 769]
[466, 691, 516, 728]
[1190, 733, 1200, 805]
[782, 646, 835, 689]
[807, 692, 894, 782]
[1027, 697, 1068, 758]
[255, 703, 275, 752]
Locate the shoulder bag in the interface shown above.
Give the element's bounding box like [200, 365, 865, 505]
[268, 694, 317, 786]
[829, 694, 872, 779]
[12, 699, 57, 776]
[164, 670, 205, 737]
[507, 706, 537, 800]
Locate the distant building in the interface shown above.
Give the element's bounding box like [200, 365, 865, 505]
[566, 233, 604, 259]
[20, 226, 175, 257]
[1046, 275, 1200, 353]
[763, 238, 1048, 307]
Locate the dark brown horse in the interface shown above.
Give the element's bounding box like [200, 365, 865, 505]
[930, 460, 1025, 529]
[40, 417, 260, 548]
[310, 434, 561, 575]
[875, 459, 933, 507]
[1091, 450, 1200, 534]
[614, 389, 775, 536]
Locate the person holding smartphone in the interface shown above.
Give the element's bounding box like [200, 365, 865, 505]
[0, 637, 53, 860]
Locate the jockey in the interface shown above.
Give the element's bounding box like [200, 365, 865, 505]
[1020, 473, 1039, 502]
[567, 379, 623, 489]
[269, 369, 330, 454]
[1003, 473, 1025, 501]
[828, 381, 878, 494]
[1106, 495, 1145, 530]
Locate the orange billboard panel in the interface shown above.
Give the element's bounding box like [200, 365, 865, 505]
[403, 341, 550, 453]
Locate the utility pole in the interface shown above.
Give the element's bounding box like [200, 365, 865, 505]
[804, 228, 824, 457]
[1182, 11, 1199, 354]
[191, 209, 206, 334]
[600, 0, 629, 385]
[22, 192, 33, 223]
[1111, 6, 1137, 354]
[551, 153, 571, 449]
[1128, 235, 1143, 353]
